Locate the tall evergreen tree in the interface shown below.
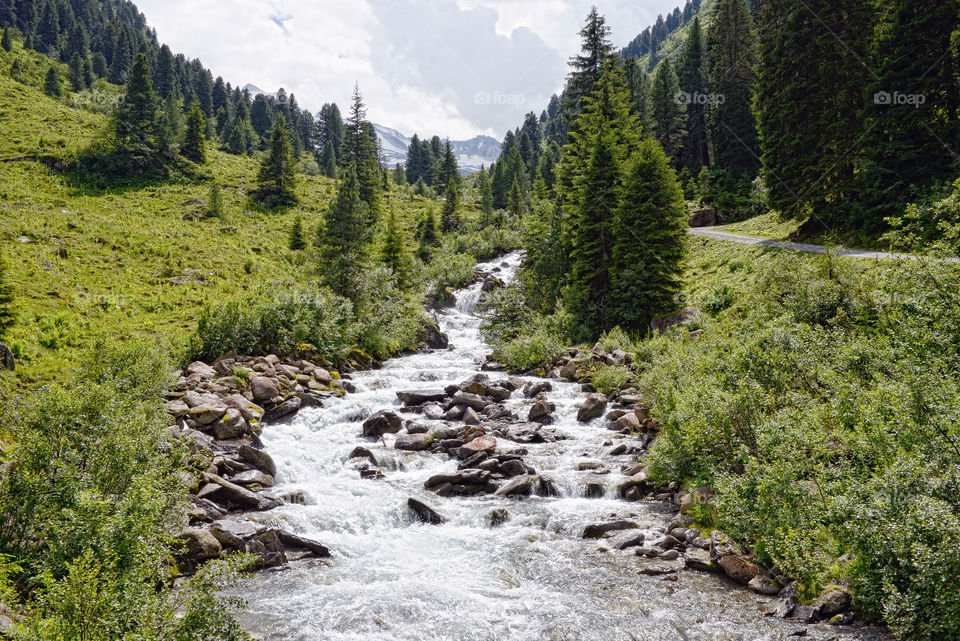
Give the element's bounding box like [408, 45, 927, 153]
[320, 140, 338, 178]
[676, 17, 709, 175]
[43, 66, 62, 97]
[318, 102, 345, 162]
[68, 52, 86, 91]
[624, 57, 656, 134]
[255, 113, 297, 206]
[706, 0, 760, 186]
[609, 139, 688, 331]
[1, 27, 12, 53]
[249, 94, 273, 141]
[183, 103, 206, 164]
[756, 0, 874, 228]
[289, 215, 306, 251]
[226, 98, 255, 155]
[417, 208, 439, 260]
[650, 59, 687, 167]
[317, 167, 374, 299]
[859, 0, 960, 226]
[507, 176, 525, 219]
[159, 93, 184, 155]
[343, 84, 381, 214]
[441, 177, 460, 232]
[36, 0, 59, 53]
[565, 7, 617, 129]
[381, 207, 412, 289]
[478, 168, 494, 221]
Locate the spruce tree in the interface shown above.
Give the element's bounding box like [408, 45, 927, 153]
[43, 66, 62, 97]
[36, 0, 59, 52]
[289, 215, 306, 250]
[68, 52, 86, 91]
[226, 102, 255, 155]
[381, 207, 412, 289]
[394, 163, 406, 186]
[624, 57, 656, 135]
[0, 259, 15, 340]
[255, 113, 297, 206]
[756, 0, 874, 228]
[114, 53, 161, 164]
[417, 208, 439, 261]
[478, 169, 494, 221]
[859, 0, 960, 227]
[206, 183, 224, 219]
[159, 93, 184, 156]
[1, 27, 11, 53]
[317, 167, 374, 299]
[441, 177, 460, 232]
[609, 139, 687, 331]
[343, 84, 381, 214]
[320, 140, 338, 178]
[154, 44, 174, 99]
[565, 8, 617, 128]
[183, 103, 207, 163]
[508, 176, 525, 219]
[650, 59, 687, 167]
[675, 17, 709, 175]
[706, 0, 760, 187]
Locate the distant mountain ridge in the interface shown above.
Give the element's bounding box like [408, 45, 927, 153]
[373, 123, 501, 175]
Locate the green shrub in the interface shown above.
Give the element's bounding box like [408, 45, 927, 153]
[591, 364, 634, 396]
[493, 326, 566, 372]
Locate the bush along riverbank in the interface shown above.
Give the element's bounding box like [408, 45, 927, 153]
[481, 244, 960, 640]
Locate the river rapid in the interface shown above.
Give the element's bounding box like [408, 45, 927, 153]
[231, 253, 888, 641]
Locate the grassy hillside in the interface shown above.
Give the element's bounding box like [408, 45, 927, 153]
[634, 0, 717, 72]
[0, 39, 454, 393]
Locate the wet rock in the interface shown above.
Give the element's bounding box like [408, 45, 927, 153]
[611, 531, 646, 550]
[277, 530, 331, 557]
[523, 381, 552, 398]
[210, 408, 247, 440]
[397, 389, 447, 406]
[251, 376, 280, 402]
[222, 394, 265, 423]
[528, 400, 555, 423]
[395, 432, 434, 451]
[204, 473, 280, 511]
[463, 407, 482, 425]
[577, 393, 608, 423]
[451, 391, 488, 411]
[814, 587, 852, 618]
[362, 410, 403, 437]
[408, 498, 447, 524]
[406, 422, 432, 434]
[422, 403, 446, 420]
[485, 385, 513, 402]
[179, 528, 222, 562]
[230, 469, 275, 488]
[618, 470, 652, 498]
[489, 508, 510, 527]
[190, 403, 227, 426]
[684, 547, 717, 572]
[748, 574, 783, 595]
[444, 405, 467, 421]
[637, 557, 685, 575]
[582, 520, 640, 539]
[829, 613, 856, 626]
[263, 396, 302, 423]
[239, 444, 277, 476]
[718, 554, 761, 585]
[494, 475, 533, 498]
[458, 435, 496, 458]
[500, 459, 527, 477]
[615, 412, 641, 431]
[534, 477, 560, 497]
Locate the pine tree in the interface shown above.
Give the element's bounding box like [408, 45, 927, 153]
[255, 113, 298, 206]
[650, 59, 687, 166]
[249, 94, 273, 140]
[343, 84, 381, 214]
[114, 53, 162, 164]
[565, 8, 617, 128]
[381, 207, 412, 289]
[36, 0, 59, 52]
[226, 102, 255, 155]
[68, 52, 85, 91]
[478, 169, 494, 221]
[289, 214, 306, 250]
[441, 177, 460, 232]
[624, 57, 656, 134]
[320, 140, 338, 178]
[756, 0, 874, 229]
[1, 27, 11, 53]
[206, 183, 224, 219]
[42, 66, 62, 97]
[859, 0, 960, 227]
[564, 129, 619, 341]
[706, 0, 760, 186]
[0, 259, 15, 340]
[317, 167, 374, 299]
[183, 103, 207, 163]
[676, 17, 709, 175]
[508, 176, 525, 219]
[159, 93, 184, 155]
[609, 139, 687, 331]
[394, 163, 406, 186]
[417, 208, 439, 261]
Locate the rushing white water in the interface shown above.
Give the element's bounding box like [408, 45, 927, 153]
[231, 253, 884, 641]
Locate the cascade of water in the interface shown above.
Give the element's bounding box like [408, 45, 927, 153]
[230, 252, 881, 641]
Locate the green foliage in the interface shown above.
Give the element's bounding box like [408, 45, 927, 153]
[320, 140, 338, 178]
[255, 113, 297, 207]
[1, 27, 11, 53]
[441, 178, 460, 232]
[317, 166, 375, 300]
[0, 258, 15, 339]
[650, 59, 686, 164]
[289, 214, 306, 251]
[42, 65, 61, 97]
[381, 207, 413, 289]
[183, 102, 207, 164]
[883, 179, 960, 254]
[0, 341, 248, 639]
[591, 364, 634, 396]
[112, 53, 164, 170]
[206, 183, 225, 220]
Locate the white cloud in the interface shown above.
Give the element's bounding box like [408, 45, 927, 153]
[134, 0, 684, 138]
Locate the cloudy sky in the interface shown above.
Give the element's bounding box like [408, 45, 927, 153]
[135, 0, 684, 140]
